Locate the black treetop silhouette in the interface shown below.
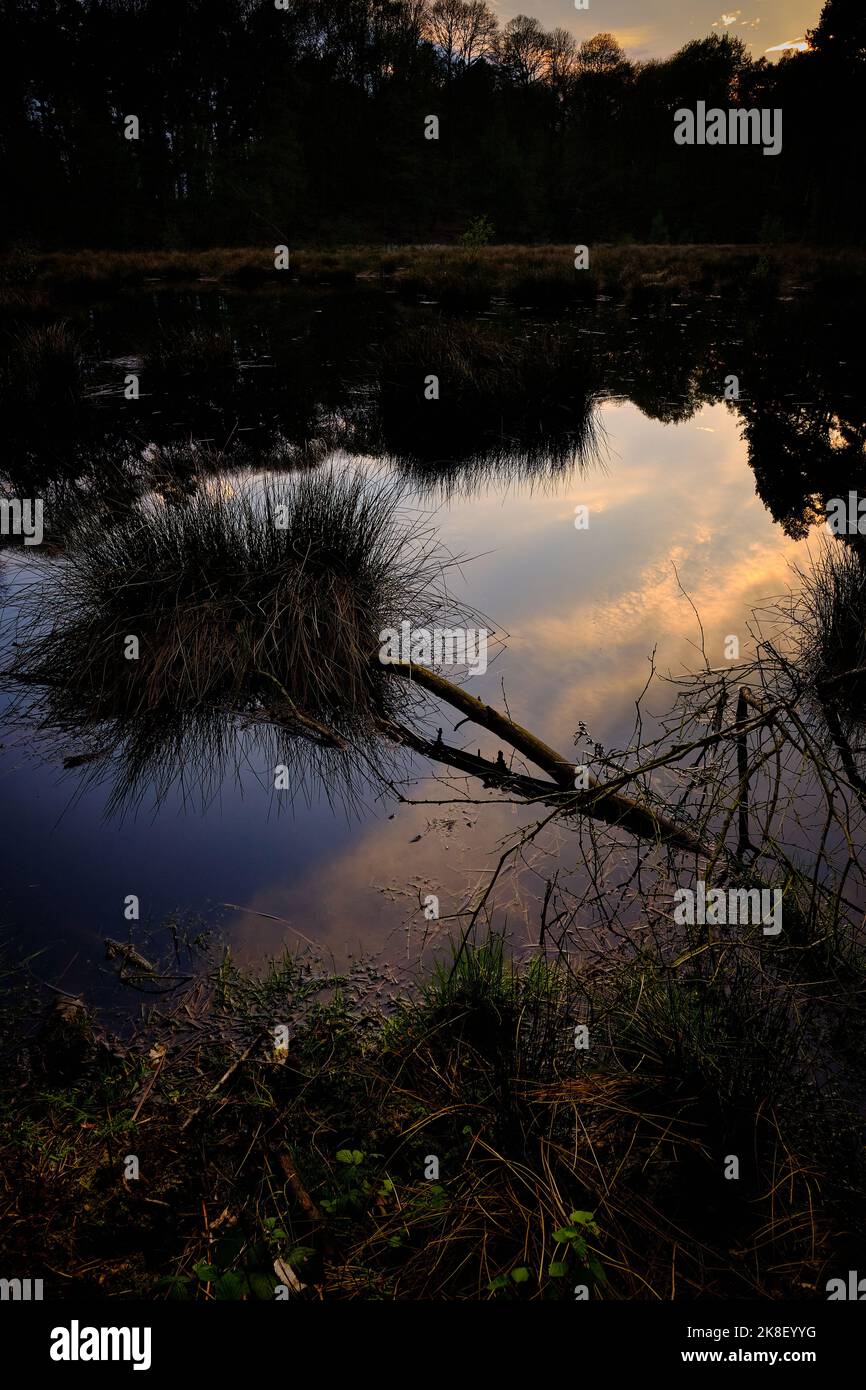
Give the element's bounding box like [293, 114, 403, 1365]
[0, 0, 863, 250]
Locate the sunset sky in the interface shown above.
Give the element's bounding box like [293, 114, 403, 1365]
[492, 0, 822, 62]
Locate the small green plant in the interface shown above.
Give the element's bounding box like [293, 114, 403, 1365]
[320, 1148, 383, 1216]
[549, 1210, 606, 1284]
[157, 1224, 315, 1301]
[649, 210, 670, 244]
[459, 215, 495, 249]
[487, 1266, 530, 1293]
[488, 1210, 606, 1295]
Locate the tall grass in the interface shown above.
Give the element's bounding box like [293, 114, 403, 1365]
[8, 244, 866, 303]
[791, 539, 866, 727]
[1, 321, 85, 406]
[2, 468, 458, 809]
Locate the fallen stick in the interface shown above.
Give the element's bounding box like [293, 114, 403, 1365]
[180, 1030, 266, 1132]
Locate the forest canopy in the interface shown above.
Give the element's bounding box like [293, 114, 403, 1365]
[0, 0, 862, 249]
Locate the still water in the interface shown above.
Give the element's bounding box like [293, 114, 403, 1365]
[0, 285, 858, 1002]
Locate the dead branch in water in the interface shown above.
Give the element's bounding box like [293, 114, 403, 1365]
[382, 660, 715, 857]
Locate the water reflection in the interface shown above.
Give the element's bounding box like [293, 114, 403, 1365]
[1, 285, 864, 995]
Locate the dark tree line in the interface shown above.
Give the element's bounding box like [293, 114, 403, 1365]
[0, 0, 863, 249]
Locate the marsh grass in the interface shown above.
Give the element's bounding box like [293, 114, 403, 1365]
[1, 320, 86, 407]
[8, 245, 866, 306]
[791, 540, 866, 728]
[2, 468, 459, 810]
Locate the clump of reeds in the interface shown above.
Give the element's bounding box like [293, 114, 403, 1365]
[1, 321, 85, 406]
[2, 468, 454, 805]
[791, 538, 866, 727]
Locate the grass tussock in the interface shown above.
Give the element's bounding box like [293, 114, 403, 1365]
[792, 540, 866, 728]
[2, 469, 449, 762]
[1, 320, 86, 407]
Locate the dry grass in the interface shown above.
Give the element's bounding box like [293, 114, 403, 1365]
[5, 244, 865, 302]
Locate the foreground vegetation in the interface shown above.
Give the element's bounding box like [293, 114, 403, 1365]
[2, 921, 864, 1301]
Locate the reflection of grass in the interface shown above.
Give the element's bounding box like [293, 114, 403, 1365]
[147, 324, 234, 375]
[0, 320, 85, 406]
[370, 316, 604, 468]
[1, 930, 861, 1300]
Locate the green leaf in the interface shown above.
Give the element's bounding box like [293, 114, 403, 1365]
[286, 1245, 315, 1264]
[588, 1256, 608, 1284]
[510, 1266, 530, 1284]
[336, 1148, 364, 1165]
[548, 1262, 568, 1278]
[156, 1275, 192, 1300]
[193, 1264, 220, 1282]
[488, 1274, 510, 1291]
[249, 1271, 277, 1301]
[552, 1226, 581, 1242]
[569, 1210, 600, 1235]
[214, 1270, 247, 1300]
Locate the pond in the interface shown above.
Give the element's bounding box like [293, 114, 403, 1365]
[1, 281, 862, 1007]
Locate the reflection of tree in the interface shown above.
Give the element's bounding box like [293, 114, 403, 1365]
[607, 307, 716, 425]
[3, 289, 866, 547]
[727, 308, 866, 539]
